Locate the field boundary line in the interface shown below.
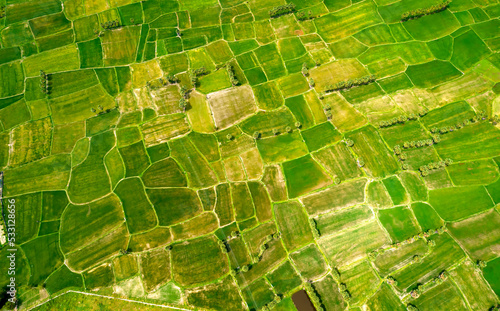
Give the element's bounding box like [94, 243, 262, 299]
[26, 290, 194, 311]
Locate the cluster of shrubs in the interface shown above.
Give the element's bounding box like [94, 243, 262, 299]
[419, 158, 453, 176]
[217, 239, 229, 254]
[189, 67, 208, 86]
[90, 105, 112, 115]
[324, 104, 332, 120]
[378, 114, 418, 128]
[0, 6, 5, 18]
[489, 304, 500, 311]
[477, 260, 487, 269]
[269, 3, 296, 18]
[325, 75, 376, 92]
[338, 283, 352, 303]
[259, 295, 282, 310]
[297, 10, 315, 21]
[39, 70, 50, 95]
[101, 19, 121, 30]
[231, 263, 250, 276]
[401, 0, 451, 21]
[304, 282, 326, 310]
[357, 157, 365, 168]
[407, 304, 419, 311]
[179, 85, 190, 111]
[410, 271, 448, 299]
[301, 63, 309, 77]
[344, 138, 354, 147]
[386, 276, 398, 286]
[309, 219, 320, 239]
[226, 64, 239, 86]
[254, 233, 279, 262]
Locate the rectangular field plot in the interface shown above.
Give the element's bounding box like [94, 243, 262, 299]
[428, 186, 494, 221]
[312, 143, 364, 181]
[340, 260, 381, 306]
[393, 233, 465, 291]
[345, 126, 399, 177]
[315, 0, 382, 42]
[447, 159, 499, 185]
[318, 221, 389, 266]
[274, 201, 314, 252]
[450, 261, 499, 310]
[448, 209, 500, 261]
[373, 239, 428, 278]
[412, 280, 468, 311]
[316, 205, 374, 238]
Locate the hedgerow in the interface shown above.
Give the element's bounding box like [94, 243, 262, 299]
[401, 0, 451, 21]
[269, 3, 296, 18]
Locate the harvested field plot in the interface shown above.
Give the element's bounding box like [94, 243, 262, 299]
[3, 0, 499, 309]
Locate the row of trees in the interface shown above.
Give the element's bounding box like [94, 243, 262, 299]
[304, 282, 327, 311]
[369, 225, 447, 259]
[401, 0, 451, 21]
[325, 75, 376, 92]
[400, 136, 440, 150]
[189, 67, 208, 86]
[309, 218, 321, 239]
[269, 3, 296, 18]
[226, 64, 239, 86]
[39, 70, 50, 95]
[101, 19, 121, 30]
[419, 158, 452, 176]
[410, 271, 448, 299]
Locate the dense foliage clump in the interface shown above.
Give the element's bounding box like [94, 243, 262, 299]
[269, 3, 296, 18]
[325, 75, 376, 92]
[401, 0, 451, 21]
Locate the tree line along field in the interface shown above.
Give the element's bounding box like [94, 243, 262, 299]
[0, 0, 499, 309]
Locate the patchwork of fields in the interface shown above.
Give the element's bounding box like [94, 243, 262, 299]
[0, 0, 499, 310]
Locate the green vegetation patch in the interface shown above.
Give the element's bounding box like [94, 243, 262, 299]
[267, 261, 302, 295]
[366, 283, 406, 311]
[147, 188, 203, 226]
[240, 109, 295, 138]
[378, 206, 421, 242]
[399, 172, 428, 202]
[483, 256, 500, 297]
[10, 117, 52, 167]
[115, 178, 158, 234]
[429, 186, 494, 221]
[346, 126, 399, 178]
[413, 280, 469, 310]
[171, 235, 228, 286]
[382, 176, 409, 205]
[451, 261, 499, 311]
[411, 202, 444, 231]
[301, 122, 342, 152]
[187, 277, 243, 311]
[393, 233, 465, 290]
[45, 265, 83, 294]
[316, 205, 374, 236]
[373, 239, 428, 278]
[341, 260, 380, 306]
[113, 254, 139, 282]
[282, 155, 332, 198]
[21, 233, 64, 286]
[318, 220, 388, 267]
[142, 158, 187, 187]
[302, 179, 367, 215]
[23, 45, 80, 77]
[313, 274, 346, 311]
[315, 0, 382, 42]
[451, 30, 491, 71]
[406, 60, 462, 88]
[402, 10, 460, 41]
[60, 194, 124, 254]
[170, 136, 218, 188]
[257, 132, 309, 163]
[447, 159, 499, 185]
[0, 61, 24, 97]
[254, 43, 287, 80]
[68, 131, 114, 203]
[84, 264, 114, 289]
[141, 248, 171, 291]
[3, 154, 71, 197]
[242, 278, 275, 310]
[289, 244, 328, 279]
[274, 200, 314, 251]
[448, 209, 500, 261]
